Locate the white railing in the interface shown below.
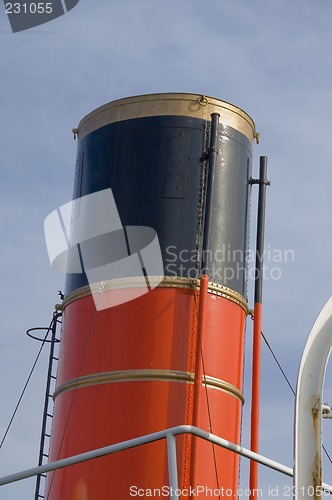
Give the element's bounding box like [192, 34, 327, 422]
[1, 424, 332, 498]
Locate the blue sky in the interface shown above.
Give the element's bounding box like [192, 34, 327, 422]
[1, 1, 332, 498]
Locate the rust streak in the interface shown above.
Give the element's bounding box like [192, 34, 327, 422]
[312, 402, 322, 499]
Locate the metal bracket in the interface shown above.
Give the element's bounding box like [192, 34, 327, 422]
[248, 177, 271, 186]
[322, 403, 332, 419]
[198, 95, 208, 106]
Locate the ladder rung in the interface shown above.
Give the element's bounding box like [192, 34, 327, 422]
[42, 453, 49, 458]
[52, 356, 59, 361]
[41, 473, 47, 478]
[44, 433, 51, 438]
[47, 413, 53, 418]
[51, 375, 57, 379]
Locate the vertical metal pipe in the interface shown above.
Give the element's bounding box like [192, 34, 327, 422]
[192, 274, 209, 427]
[191, 114, 218, 491]
[191, 274, 209, 491]
[201, 113, 220, 272]
[167, 433, 180, 499]
[254, 156, 268, 305]
[249, 156, 269, 500]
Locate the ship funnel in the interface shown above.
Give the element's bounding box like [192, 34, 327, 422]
[45, 93, 257, 498]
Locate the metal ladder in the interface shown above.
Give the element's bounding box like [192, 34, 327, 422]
[27, 310, 62, 500]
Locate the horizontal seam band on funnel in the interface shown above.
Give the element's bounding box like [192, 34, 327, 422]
[53, 369, 244, 404]
[61, 277, 249, 313]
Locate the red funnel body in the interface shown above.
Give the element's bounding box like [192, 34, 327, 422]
[45, 93, 256, 498]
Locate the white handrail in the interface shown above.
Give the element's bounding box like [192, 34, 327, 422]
[166, 433, 180, 499]
[1, 424, 332, 494]
[294, 296, 332, 499]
